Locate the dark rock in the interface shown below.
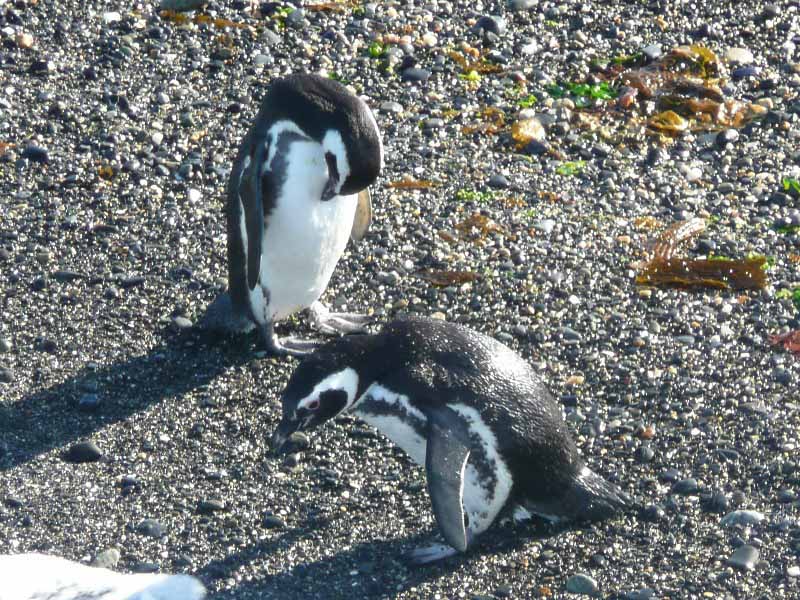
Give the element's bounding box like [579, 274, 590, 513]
[137, 518, 167, 537]
[727, 544, 759, 571]
[264, 515, 286, 529]
[21, 145, 50, 164]
[401, 68, 431, 83]
[64, 441, 103, 463]
[197, 499, 226, 514]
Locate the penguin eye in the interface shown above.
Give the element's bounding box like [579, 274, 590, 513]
[306, 398, 320, 411]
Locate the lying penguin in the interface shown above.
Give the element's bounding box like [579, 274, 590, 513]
[271, 317, 631, 564]
[203, 73, 382, 356]
[0, 552, 206, 600]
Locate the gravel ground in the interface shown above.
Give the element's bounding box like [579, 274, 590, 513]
[1, 0, 800, 598]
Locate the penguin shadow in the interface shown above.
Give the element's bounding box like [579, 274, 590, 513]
[198, 520, 558, 599]
[0, 326, 256, 471]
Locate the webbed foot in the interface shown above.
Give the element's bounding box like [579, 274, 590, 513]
[404, 543, 460, 566]
[310, 301, 374, 335]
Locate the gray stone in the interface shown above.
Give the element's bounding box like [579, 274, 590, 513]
[726, 544, 759, 571]
[92, 548, 120, 569]
[721, 510, 765, 527]
[566, 573, 599, 596]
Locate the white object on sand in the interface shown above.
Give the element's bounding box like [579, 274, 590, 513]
[0, 553, 206, 600]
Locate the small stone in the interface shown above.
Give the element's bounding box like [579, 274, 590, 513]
[264, 515, 286, 529]
[92, 549, 120, 569]
[721, 510, 765, 527]
[136, 518, 167, 538]
[197, 499, 226, 514]
[566, 573, 599, 596]
[133, 562, 159, 573]
[509, 0, 536, 10]
[64, 441, 103, 463]
[401, 68, 431, 83]
[473, 15, 506, 36]
[380, 101, 403, 114]
[635, 445, 655, 463]
[725, 47, 754, 65]
[286, 431, 310, 452]
[672, 478, 699, 495]
[674, 335, 695, 345]
[21, 145, 50, 164]
[787, 566, 800, 578]
[78, 393, 101, 411]
[102, 11, 122, 23]
[120, 276, 146, 289]
[0, 338, 11, 352]
[0, 367, 13, 384]
[52, 270, 83, 282]
[534, 219, 556, 234]
[173, 316, 193, 331]
[487, 174, 509, 189]
[159, 0, 207, 10]
[727, 544, 759, 571]
[15, 32, 34, 49]
[642, 44, 662, 62]
[716, 129, 739, 147]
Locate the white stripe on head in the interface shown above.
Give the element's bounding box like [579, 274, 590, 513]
[298, 367, 359, 411]
[322, 129, 350, 194]
[265, 120, 310, 171]
[361, 101, 384, 170]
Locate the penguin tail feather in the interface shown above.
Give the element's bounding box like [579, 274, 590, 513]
[561, 467, 633, 522]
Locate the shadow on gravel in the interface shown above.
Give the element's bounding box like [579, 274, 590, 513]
[0, 329, 256, 471]
[201, 522, 552, 600]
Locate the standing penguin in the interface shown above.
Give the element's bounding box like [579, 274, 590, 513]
[271, 317, 631, 564]
[203, 74, 383, 355]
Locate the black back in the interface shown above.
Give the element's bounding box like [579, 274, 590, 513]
[287, 317, 584, 505]
[226, 73, 382, 312]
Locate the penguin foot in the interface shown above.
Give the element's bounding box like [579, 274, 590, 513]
[310, 302, 373, 335]
[404, 543, 460, 566]
[274, 336, 323, 356]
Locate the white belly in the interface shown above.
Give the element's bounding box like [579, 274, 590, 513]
[353, 388, 513, 537]
[253, 141, 357, 322]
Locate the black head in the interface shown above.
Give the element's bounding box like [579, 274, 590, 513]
[261, 73, 383, 200]
[270, 335, 380, 453]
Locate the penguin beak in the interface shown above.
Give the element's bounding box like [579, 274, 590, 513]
[321, 174, 338, 202]
[270, 415, 300, 455]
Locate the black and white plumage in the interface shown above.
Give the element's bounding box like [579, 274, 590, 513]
[0, 553, 206, 600]
[271, 317, 631, 564]
[204, 73, 382, 355]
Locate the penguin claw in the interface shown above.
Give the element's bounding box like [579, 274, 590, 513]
[275, 336, 323, 356]
[310, 302, 374, 335]
[404, 543, 460, 566]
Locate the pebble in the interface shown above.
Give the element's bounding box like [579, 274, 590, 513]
[64, 441, 103, 463]
[133, 562, 159, 573]
[672, 478, 699, 495]
[401, 68, 431, 83]
[160, 0, 207, 10]
[725, 47, 754, 64]
[721, 510, 765, 527]
[473, 15, 506, 36]
[534, 219, 556, 234]
[136, 518, 167, 538]
[0, 367, 13, 383]
[78, 393, 101, 411]
[197, 499, 226, 514]
[716, 129, 739, 147]
[788, 566, 800, 578]
[0, 338, 10, 352]
[487, 174, 510, 189]
[15, 32, 34, 49]
[642, 44, 662, 62]
[21, 145, 50, 164]
[726, 544, 759, 571]
[380, 101, 404, 114]
[264, 515, 286, 529]
[565, 573, 599, 596]
[92, 548, 120, 569]
[173, 316, 193, 331]
[509, 0, 536, 9]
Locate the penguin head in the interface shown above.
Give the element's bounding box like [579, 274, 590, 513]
[264, 74, 382, 202]
[270, 335, 381, 453]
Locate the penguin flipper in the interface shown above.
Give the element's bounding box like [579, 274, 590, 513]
[350, 188, 372, 243]
[239, 142, 269, 291]
[424, 406, 472, 553]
